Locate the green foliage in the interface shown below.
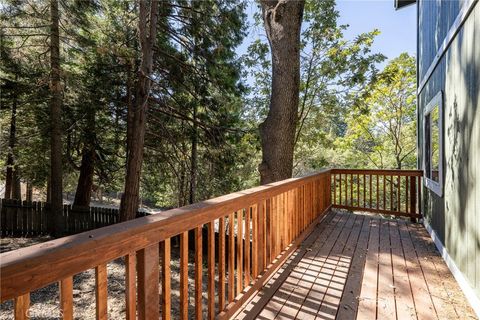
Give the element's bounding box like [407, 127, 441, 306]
[1, 0, 416, 208]
[337, 53, 417, 169]
[243, 0, 386, 176]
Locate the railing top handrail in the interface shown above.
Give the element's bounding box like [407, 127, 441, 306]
[0, 169, 331, 301]
[330, 168, 423, 176]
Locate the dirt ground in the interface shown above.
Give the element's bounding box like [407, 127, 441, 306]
[0, 237, 220, 319]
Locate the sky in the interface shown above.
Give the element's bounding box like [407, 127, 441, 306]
[238, 0, 417, 69]
[336, 0, 416, 63]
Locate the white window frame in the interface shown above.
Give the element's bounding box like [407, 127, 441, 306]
[423, 91, 443, 196]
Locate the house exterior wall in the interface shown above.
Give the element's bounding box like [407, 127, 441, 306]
[417, 0, 480, 301]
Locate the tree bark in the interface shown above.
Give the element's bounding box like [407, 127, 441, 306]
[189, 105, 198, 204]
[12, 168, 22, 200]
[73, 104, 96, 207]
[50, 0, 65, 235]
[259, 0, 305, 184]
[73, 147, 96, 207]
[26, 181, 33, 202]
[4, 92, 17, 199]
[119, 0, 159, 221]
[46, 177, 51, 203]
[125, 62, 134, 156]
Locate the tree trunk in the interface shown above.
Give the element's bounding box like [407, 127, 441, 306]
[189, 105, 198, 204]
[178, 158, 186, 207]
[4, 92, 17, 199]
[26, 181, 33, 202]
[119, 0, 159, 221]
[12, 168, 22, 200]
[73, 147, 96, 207]
[258, 0, 305, 184]
[125, 62, 134, 156]
[46, 177, 51, 203]
[73, 104, 96, 207]
[50, 0, 65, 236]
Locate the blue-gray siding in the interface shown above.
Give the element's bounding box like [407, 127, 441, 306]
[418, 0, 480, 301]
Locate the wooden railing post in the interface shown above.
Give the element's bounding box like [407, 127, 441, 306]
[14, 293, 30, 320]
[410, 176, 417, 222]
[137, 244, 160, 320]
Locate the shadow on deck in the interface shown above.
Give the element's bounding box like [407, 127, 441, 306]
[235, 209, 477, 320]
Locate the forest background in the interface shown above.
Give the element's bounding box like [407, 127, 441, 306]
[0, 0, 417, 213]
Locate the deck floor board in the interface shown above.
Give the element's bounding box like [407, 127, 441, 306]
[236, 210, 477, 320]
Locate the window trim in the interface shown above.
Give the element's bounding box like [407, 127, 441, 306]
[423, 91, 443, 196]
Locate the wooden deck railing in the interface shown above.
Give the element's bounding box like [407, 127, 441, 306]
[330, 169, 423, 219]
[0, 170, 332, 320]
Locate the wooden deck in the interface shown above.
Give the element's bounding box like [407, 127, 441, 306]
[236, 210, 477, 320]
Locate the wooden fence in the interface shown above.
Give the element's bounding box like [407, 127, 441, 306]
[331, 169, 423, 219]
[0, 199, 148, 237]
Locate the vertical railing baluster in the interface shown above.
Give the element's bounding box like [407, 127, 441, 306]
[126, 253, 136, 320]
[60, 277, 73, 320]
[345, 174, 348, 205]
[333, 174, 337, 205]
[245, 207, 251, 287]
[339, 174, 342, 206]
[218, 218, 225, 312]
[397, 175, 401, 213]
[363, 174, 366, 208]
[383, 175, 386, 210]
[228, 213, 235, 303]
[161, 239, 171, 320]
[406, 176, 409, 215]
[390, 175, 394, 211]
[236, 210, 243, 296]
[195, 226, 203, 319]
[252, 205, 258, 279]
[180, 232, 189, 319]
[207, 222, 215, 319]
[95, 264, 108, 320]
[357, 174, 360, 208]
[369, 174, 373, 208]
[258, 200, 265, 271]
[266, 198, 272, 265]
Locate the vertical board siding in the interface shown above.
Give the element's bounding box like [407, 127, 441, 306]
[419, 0, 480, 300]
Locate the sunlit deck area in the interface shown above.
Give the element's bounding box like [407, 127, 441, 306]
[236, 209, 477, 320]
[1, 170, 478, 320]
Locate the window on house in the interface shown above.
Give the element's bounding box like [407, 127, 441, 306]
[423, 91, 443, 196]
